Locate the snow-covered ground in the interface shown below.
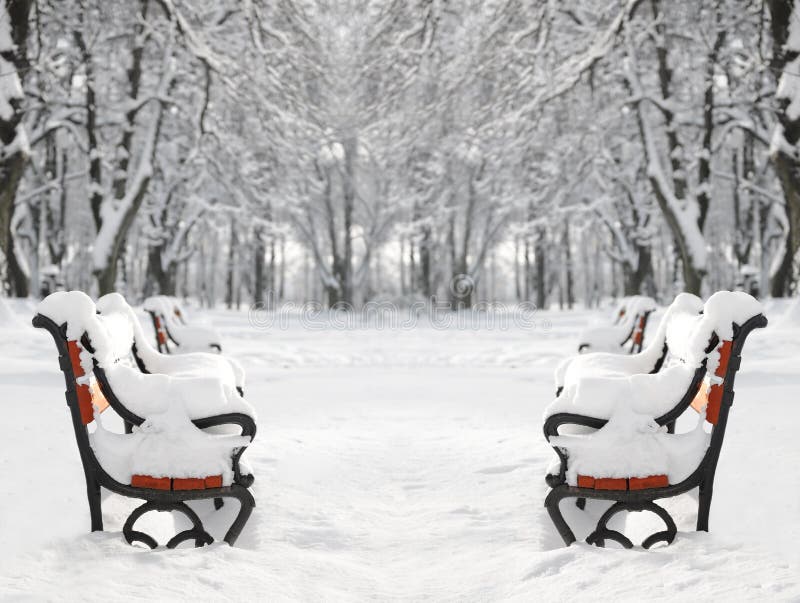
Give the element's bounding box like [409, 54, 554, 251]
[0, 299, 798, 601]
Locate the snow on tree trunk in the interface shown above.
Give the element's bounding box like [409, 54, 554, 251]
[769, 0, 800, 296]
[0, 0, 32, 297]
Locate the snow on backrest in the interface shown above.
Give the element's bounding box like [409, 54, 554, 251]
[616, 296, 656, 338]
[143, 295, 173, 345]
[96, 312, 135, 363]
[664, 312, 706, 364]
[628, 296, 657, 316]
[38, 290, 135, 369]
[144, 295, 174, 327]
[635, 293, 703, 364]
[666, 291, 763, 424]
[98, 292, 159, 360]
[665, 291, 762, 367]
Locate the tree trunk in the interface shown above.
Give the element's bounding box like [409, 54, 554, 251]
[145, 245, 176, 296]
[0, 0, 33, 297]
[419, 226, 432, 297]
[278, 235, 286, 301]
[254, 226, 265, 305]
[225, 218, 237, 309]
[768, 0, 800, 296]
[400, 236, 407, 295]
[535, 227, 547, 309]
[563, 218, 574, 309]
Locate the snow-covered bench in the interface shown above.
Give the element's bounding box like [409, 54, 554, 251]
[143, 295, 224, 354]
[33, 291, 256, 548]
[553, 293, 704, 397]
[543, 291, 767, 548]
[97, 293, 245, 397]
[576, 296, 657, 355]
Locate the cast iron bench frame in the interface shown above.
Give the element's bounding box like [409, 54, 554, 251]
[544, 313, 767, 548]
[34, 312, 256, 548]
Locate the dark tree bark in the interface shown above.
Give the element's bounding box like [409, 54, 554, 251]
[225, 217, 237, 309]
[253, 225, 265, 305]
[145, 245, 176, 296]
[562, 217, 574, 309]
[768, 0, 800, 296]
[0, 0, 33, 296]
[535, 226, 547, 309]
[418, 226, 432, 298]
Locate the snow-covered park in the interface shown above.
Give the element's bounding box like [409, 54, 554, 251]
[1, 297, 799, 600]
[4, 0, 800, 600]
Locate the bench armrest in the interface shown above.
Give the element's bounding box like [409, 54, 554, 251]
[192, 412, 257, 440]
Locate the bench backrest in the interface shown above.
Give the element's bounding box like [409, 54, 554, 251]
[34, 289, 140, 419]
[143, 296, 184, 352]
[616, 296, 657, 353]
[662, 291, 766, 432]
[97, 292, 162, 370]
[686, 314, 764, 425]
[632, 293, 703, 372]
[67, 337, 111, 424]
[626, 310, 654, 354]
[35, 310, 134, 426]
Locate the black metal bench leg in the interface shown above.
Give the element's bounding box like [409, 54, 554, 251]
[124, 421, 133, 434]
[575, 497, 586, 510]
[214, 498, 224, 510]
[584, 501, 677, 549]
[87, 478, 103, 532]
[545, 489, 576, 546]
[222, 486, 256, 546]
[123, 500, 214, 548]
[697, 482, 713, 531]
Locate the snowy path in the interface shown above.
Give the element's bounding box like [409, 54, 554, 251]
[1, 302, 799, 600]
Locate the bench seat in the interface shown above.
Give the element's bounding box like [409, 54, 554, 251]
[97, 293, 246, 395]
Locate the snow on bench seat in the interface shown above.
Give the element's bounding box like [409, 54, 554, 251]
[550, 405, 710, 487]
[91, 403, 249, 488]
[554, 293, 704, 393]
[101, 362, 254, 422]
[99, 293, 245, 393]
